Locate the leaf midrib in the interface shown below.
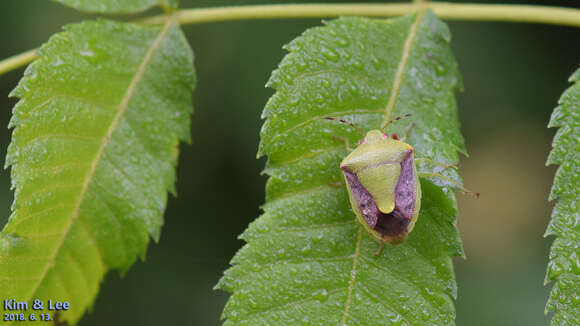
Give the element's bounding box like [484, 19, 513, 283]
[381, 10, 425, 128]
[340, 228, 362, 326]
[21, 19, 175, 305]
[340, 11, 425, 326]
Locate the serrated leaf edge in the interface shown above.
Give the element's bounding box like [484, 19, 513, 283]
[18, 18, 176, 307]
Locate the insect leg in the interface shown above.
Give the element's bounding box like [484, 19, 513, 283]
[328, 180, 345, 187]
[400, 122, 415, 142]
[374, 243, 385, 257]
[417, 172, 480, 198]
[331, 135, 354, 151]
[414, 157, 459, 171]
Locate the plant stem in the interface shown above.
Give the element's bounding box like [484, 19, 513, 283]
[2, 2, 580, 76]
[0, 49, 38, 76]
[140, 3, 580, 27]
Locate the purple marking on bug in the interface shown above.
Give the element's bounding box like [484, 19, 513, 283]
[394, 150, 415, 220]
[342, 149, 415, 238]
[343, 169, 379, 228]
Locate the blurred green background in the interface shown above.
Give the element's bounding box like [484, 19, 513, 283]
[0, 0, 578, 325]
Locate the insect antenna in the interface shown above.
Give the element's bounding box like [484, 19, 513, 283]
[381, 113, 412, 133]
[324, 117, 365, 137]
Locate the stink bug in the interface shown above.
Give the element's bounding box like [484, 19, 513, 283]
[326, 115, 477, 256]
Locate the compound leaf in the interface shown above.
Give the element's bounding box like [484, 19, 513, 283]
[52, 0, 178, 14]
[0, 19, 194, 325]
[218, 11, 466, 325]
[544, 68, 580, 326]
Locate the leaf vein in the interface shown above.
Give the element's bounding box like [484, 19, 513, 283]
[269, 220, 356, 232]
[358, 283, 411, 326]
[18, 183, 84, 205]
[103, 151, 162, 211]
[19, 133, 101, 150]
[63, 249, 92, 300]
[7, 204, 75, 230]
[292, 69, 374, 86]
[78, 216, 105, 273]
[28, 162, 91, 175]
[91, 184, 128, 264]
[340, 227, 362, 326]
[268, 184, 342, 203]
[360, 255, 440, 318]
[275, 145, 345, 165]
[238, 254, 354, 273]
[120, 111, 163, 160]
[381, 10, 425, 128]
[25, 93, 116, 116]
[265, 109, 383, 148]
[241, 286, 347, 322]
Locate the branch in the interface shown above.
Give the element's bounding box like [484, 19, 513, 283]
[0, 50, 38, 76]
[140, 3, 580, 27]
[2, 2, 580, 76]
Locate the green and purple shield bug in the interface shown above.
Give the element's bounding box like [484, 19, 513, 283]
[326, 115, 477, 256]
[341, 128, 420, 247]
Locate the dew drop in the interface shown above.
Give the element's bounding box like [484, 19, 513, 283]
[288, 96, 300, 107]
[572, 293, 580, 306]
[337, 38, 349, 47]
[570, 251, 580, 274]
[391, 314, 403, 326]
[312, 289, 329, 301]
[321, 47, 339, 62]
[548, 260, 565, 279]
[559, 278, 573, 290]
[53, 57, 64, 67]
[421, 96, 434, 103]
[296, 61, 308, 72]
[370, 55, 381, 69]
[288, 42, 302, 51]
[349, 59, 363, 69]
[79, 50, 95, 58]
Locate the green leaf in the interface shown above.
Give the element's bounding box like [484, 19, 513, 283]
[0, 19, 194, 325]
[218, 11, 466, 325]
[52, 0, 178, 14]
[544, 68, 580, 326]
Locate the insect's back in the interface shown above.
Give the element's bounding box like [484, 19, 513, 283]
[340, 129, 420, 244]
[340, 131, 413, 213]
